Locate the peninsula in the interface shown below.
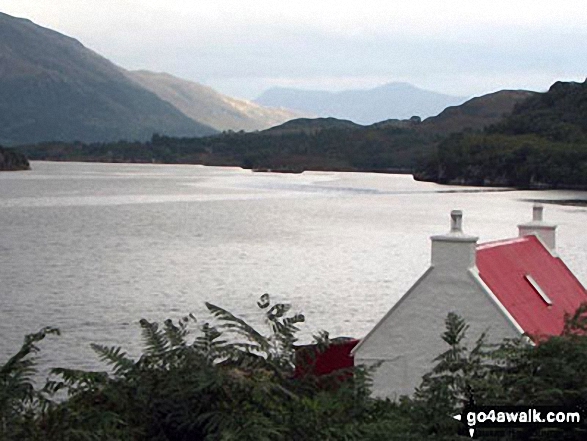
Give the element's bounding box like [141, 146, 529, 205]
[0, 146, 30, 171]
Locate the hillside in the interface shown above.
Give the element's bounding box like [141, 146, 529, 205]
[0, 146, 30, 171]
[415, 80, 587, 188]
[18, 87, 527, 173]
[420, 90, 536, 134]
[125, 70, 301, 132]
[254, 82, 467, 125]
[261, 117, 362, 135]
[0, 12, 216, 145]
[489, 80, 587, 140]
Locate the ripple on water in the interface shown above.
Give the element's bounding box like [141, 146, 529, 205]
[0, 162, 586, 374]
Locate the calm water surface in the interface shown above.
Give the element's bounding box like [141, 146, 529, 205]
[1, 162, 586, 373]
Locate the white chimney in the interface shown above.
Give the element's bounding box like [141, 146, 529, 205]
[431, 210, 479, 270]
[518, 204, 557, 251]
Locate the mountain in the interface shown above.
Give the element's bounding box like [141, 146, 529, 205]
[420, 90, 537, 134]
[125, 70, 301, 132]
[261, 90, 532, 137]
[261, 117, 362, 135]
[415, 80, 587, 188]
[0, 12, 217, 146]
[254, 83, 467, 125]
[489, 80, 587, 140]
[18, 87, 535, 173]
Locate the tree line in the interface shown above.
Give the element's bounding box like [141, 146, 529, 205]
[16, 121, 436, 174]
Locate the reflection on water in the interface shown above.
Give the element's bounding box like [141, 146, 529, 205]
[1, 161, 586, 376]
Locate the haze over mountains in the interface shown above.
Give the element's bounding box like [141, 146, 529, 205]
[0, 10, 540, 149]
[254, 83, 468, 125]
[0, 12, 300, 145]
[259, 89, 534, 137]
[0, 12, 217, 145]
[126, 70, 300, 133]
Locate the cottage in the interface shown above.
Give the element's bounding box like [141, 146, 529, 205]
[352, 205, 587, 399]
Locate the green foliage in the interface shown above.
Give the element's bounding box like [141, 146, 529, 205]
[411, 306, 587, 440]
[410, 313, 495, 438]
[563, 302, 587, 335]
[0, 145, 30, 171]
[16, 122, 438, 173]
[417, 132, 587, 188]
[1, 295, 414, 440]
[416, 80, 587, 189]
[0, 327, 59, 440]
[5, 301, 587, 439]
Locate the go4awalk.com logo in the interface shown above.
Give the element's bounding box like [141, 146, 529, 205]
[453, 405, 584, 438]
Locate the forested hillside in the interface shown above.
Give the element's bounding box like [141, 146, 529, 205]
[415, 80, 587, 188]
[17, 122, 435, 173]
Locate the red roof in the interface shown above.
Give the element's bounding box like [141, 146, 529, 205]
[477, 235, 587, 338]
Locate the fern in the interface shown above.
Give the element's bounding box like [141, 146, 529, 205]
[163, 315, 194, 347]
[45, 367, 108, 395]
[206, 301, 270, 353]
[0, 326, 59, 439]
[0, 296, 422, 440]
[204, 295, 307, 380]
[193, 322, 227, 360]
[90, 344, 135, 376]
[139, 318, 170, 357]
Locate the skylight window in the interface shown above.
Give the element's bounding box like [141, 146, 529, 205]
[525, 275, 552, 306]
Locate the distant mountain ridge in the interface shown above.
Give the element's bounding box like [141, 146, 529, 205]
[0, 12, 218, 145]
[260, 91, 534, 137]
[254, 83, 467, 125]
[0, 11, 528, 147]
[19, 86, 533, 175]
[125, 70, 302, 132]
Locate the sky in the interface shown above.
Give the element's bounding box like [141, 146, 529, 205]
[2, 0, 586, 100]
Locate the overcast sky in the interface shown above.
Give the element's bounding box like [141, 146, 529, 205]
[2, 1, 586, 99]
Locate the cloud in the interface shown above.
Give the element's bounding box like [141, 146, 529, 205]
[1, 1, 586, 97]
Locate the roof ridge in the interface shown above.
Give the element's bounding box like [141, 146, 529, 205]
[477, 236, 530, 250]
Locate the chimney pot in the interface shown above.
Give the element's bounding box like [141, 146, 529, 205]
[518, 204, 557, 252]
[533, 204, 544, 221]
[450, 210, 463, 233]
[431, 210, 478, 269]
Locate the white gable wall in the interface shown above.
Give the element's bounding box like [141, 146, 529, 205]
[354, 266, 521, 399]
[353, 211, 523, 400]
